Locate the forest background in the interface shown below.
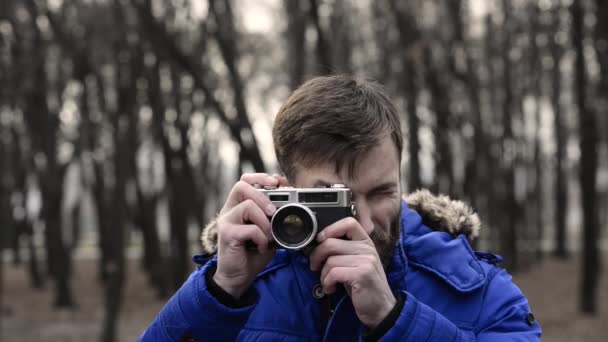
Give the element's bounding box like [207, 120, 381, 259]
[1, 0, 607, 341]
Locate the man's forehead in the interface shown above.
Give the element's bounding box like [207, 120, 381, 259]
[295, 161, 398, 192]
[292, 136, 400, 189]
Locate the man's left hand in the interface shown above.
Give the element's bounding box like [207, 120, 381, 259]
[309, 217, 397, 329]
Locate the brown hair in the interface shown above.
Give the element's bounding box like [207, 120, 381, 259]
[273, 75, 403, 182]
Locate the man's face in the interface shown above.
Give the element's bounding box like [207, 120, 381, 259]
[293, 137, 402, 267]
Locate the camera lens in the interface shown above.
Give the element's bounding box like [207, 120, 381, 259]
[271, 204, 317, 249]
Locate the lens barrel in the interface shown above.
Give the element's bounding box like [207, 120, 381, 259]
[270, 204, 317, 249]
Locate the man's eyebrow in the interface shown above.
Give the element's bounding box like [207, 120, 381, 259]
[368, 182, 398, 193]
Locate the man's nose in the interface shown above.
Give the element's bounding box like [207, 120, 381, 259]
[354, 200, 374, 235]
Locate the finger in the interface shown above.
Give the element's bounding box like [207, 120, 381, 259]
[309, 238, 376, 271]
[223, 181, 277, 216]
[223, 223, 271, 253]
[271, 174, 290, 187]
[321, 266, 355, 294]
[320, 255, 374, 283]
[316, 217, 370, 243]
[225, 199, 272, 239]
[240, 173, 281, 187]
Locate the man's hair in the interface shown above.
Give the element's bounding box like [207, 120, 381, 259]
[273, 75, 403, 181]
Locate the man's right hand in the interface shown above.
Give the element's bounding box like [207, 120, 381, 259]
[212, 173, 288, 298]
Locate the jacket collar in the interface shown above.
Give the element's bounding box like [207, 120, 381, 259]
[388, 193, 486, 293]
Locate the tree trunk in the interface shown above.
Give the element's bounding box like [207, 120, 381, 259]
[405, 60, 421, 191]
[423, 45, 455, 196]
[388, 0, 421, 192]
[484, 14, 503, 249]
[285, 0, 308, 90]
[22, 0, 74, 307]
[309, 0, 333, 74]
[449, 0, 486, 210]
[136, 186, 167, 298]
[572, 0, 600, 314]
[144, 51, 171, 298]
[42, 2, 112, 281]
[100, 2, 134, 340]
[594, 0, 608, 244]
[528, 2, 544, 260]
[329, 1, 352, 74]
[164, 68, 193, 290]
[25, 220, 44, 289]
[0, 112, 11, 342]
[370, 1, 393, 84]
[550, 6, 569, 259]
[92, 74, 112, 282]
[210, 0, 266, 172]
[500, 0, 518, 271]
[8, 125, 45, 288]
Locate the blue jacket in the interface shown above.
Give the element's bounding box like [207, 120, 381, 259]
[140, 195, 541, 341]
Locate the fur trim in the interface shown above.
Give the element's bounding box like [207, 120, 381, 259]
[200, 217, 219, 254]
[199, 189, 481, 252]
[404, 189, 481, 241]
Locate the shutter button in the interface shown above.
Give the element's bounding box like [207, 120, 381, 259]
[313, 284, 324, 299]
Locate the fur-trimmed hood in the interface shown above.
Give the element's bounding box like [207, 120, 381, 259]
[403, 189, 481, 241]
[200, 189, 481, 254]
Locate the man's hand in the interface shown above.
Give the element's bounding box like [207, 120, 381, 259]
[309, 217, 397, 329]
[213, 173, 288, 298]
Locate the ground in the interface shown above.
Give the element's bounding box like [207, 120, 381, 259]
[1, 255, 606, 341]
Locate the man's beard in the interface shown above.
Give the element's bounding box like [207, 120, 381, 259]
[370, 205, 402, 269]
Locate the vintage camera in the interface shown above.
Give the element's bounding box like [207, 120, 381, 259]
[258, 185, 356, 250]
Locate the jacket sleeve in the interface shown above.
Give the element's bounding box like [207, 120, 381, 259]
[475, 268, 541, 341]
[138, 260, 257, 341]
[379, 269, 541, 341]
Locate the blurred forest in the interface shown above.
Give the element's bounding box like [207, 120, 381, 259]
[0, 0, 607, 341]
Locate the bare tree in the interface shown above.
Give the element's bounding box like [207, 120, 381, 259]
[527, 1, 545, 259]
[572, 0, 600, 314]
[209, 0, 266, 172]
[388, 0, 422, 191]
[550, 5, 568, 258]
[23, 0, 75, 307]
[139, 51, 169, 298]
[405, 59, 421, 192]
[309, 0, 333, 74]
[329, 1, 353, 74]
[423, 43, 455, 196]
[594, 0, 608, 236]
[165, 67, 195, 290]
[134, 0, 266, 171]
[285, 0, 308, 89]
[99, 1, 136, 339]
[499, 0, 519, 271]
[448, 0, 486, 209]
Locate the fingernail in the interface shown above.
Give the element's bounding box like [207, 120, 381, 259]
[266, 204, 276, 215]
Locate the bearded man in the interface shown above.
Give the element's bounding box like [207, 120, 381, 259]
[140, 75, 541, 341]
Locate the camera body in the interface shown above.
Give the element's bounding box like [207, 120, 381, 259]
[258, 185, 356, 250]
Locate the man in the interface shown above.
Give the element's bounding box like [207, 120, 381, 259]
[140, 75, 541, 341]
